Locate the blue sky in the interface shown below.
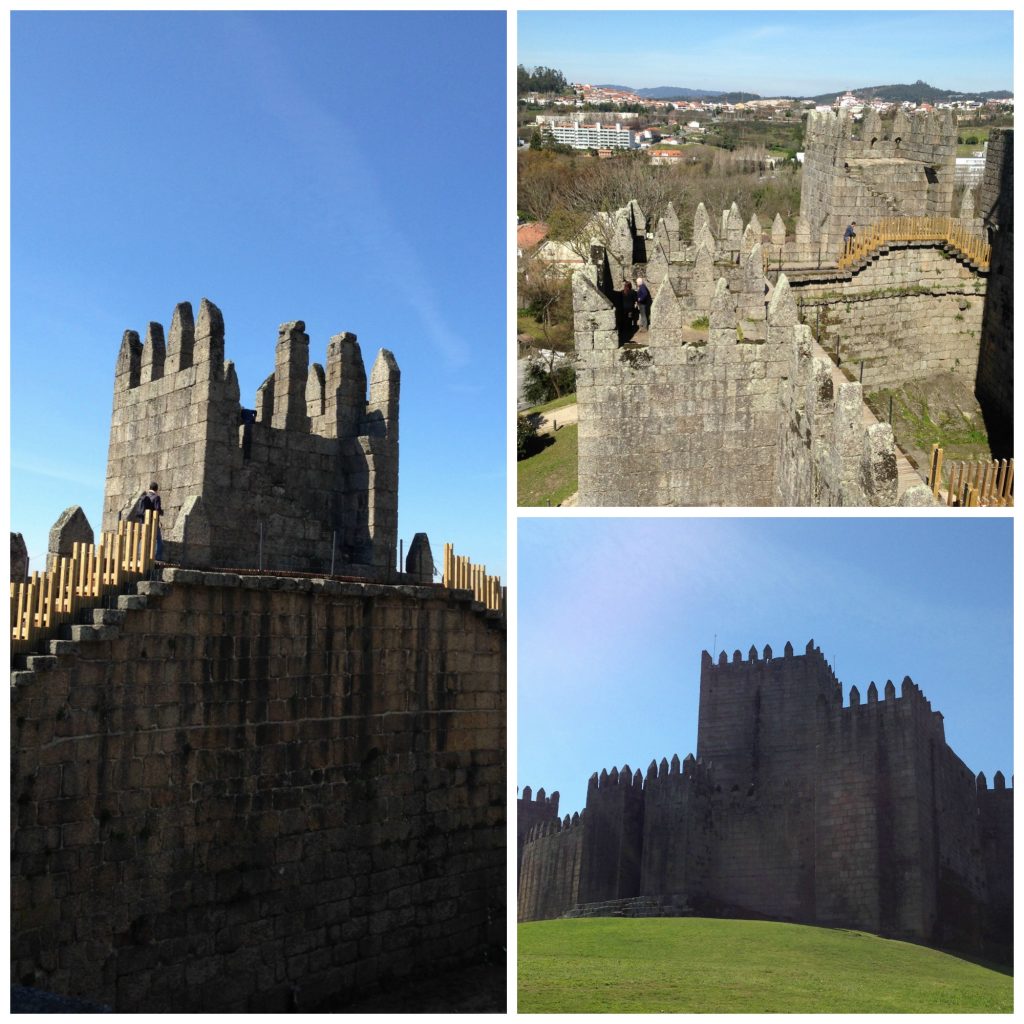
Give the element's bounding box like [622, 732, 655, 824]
[518, 10, 1013, 97]
[10, 11, 506, 579]
[518, 517, 1013, 815]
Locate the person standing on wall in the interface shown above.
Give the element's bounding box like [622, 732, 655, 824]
[636, 276, 652, 332]
[129, 481, 164, 561]
[619, 279, 638, 344]
[843, 220, 857, 253]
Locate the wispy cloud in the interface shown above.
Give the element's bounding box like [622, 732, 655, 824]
[214, 15, 470, 370]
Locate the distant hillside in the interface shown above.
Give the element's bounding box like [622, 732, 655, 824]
[805, 80, 1013, 105]
[519, 917, 1013, 1014]
[595, 84, 762, 101]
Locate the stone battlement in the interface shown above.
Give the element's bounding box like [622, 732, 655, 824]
[104, 299, 400, 576]
[518, 640, 1012, 962]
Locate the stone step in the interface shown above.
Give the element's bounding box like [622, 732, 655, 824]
[92, 608, 126, 627]
[136, 580, 170, 598]
[25, 655, 58, 673]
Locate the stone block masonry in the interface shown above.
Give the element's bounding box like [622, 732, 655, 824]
[103, 299, 400, 578]
[518, 640, 1011, 963]
[11, 570, 505, 1012]
[975, 128, 1013, 455]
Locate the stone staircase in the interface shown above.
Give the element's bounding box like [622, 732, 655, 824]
[10, 580, 170, 683]
[847, 170, 902, 215]
[563, 894, 692, 919]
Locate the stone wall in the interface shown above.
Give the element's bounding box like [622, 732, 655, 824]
[573, 270, 785, 507]
[791, 246, 986, 390]
[574, 266, 909, 507]
[11, 570, 505, 1012]
[517, 814, 583, 923]
[103, 300, 399, 577]
[975, 127, 1014, 455]
[517, 786, 559, 877]
[800, 109, 957, 258]
[518, 641, 1011, 958]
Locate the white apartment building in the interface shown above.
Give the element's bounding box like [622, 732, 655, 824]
[543, 120, 638, 150]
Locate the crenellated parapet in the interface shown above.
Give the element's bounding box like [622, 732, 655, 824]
[801, 108, 958, 259]
[103, 298, 401, 576]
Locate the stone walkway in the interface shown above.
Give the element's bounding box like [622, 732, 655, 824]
[810, 339, 923, 498]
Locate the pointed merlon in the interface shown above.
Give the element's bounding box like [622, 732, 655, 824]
[659, 756, 669, 778]
[647, 759, 658, 782]
[748, 645, 759, 661]
[599, 768, 609, 787]
[521, 786, 532, 802]
[849, 685, 860, 707]
[194, 297, 225, 371]
[768, 274, 798, 329]
[588, 772, 600, 790]
[994, 771, 1006, 791]
[368, 348, 401, 438]
[633, 768, 642, 787]
[537, 786, 546, 802]
[141, 322, 166, 384]
[771, 212, 786, 246]
[763, 644, 772, 660]
[884, 680, 896, 701]
[693, 201, 712, 242]
[619, 765, 631, 786]
[784, 640, 794, 657]
[867, 681, 878, 703]
[732, 649, 741, 663]
[115, 330, 143, 390]
[710, 278, 733, 331]
[167, 301, 195, 373]
[977, 771, 987, 790]
[701, 650, 713, 667]
[306, 362, 326, 420]
[718, 651, 727, 665]
[670, 753, 681, 775]
[325, 332, 367, 439]
[806, 639, 815, 654]
[271, 320, 311, 432]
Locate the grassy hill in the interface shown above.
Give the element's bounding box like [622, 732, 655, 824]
[518, 917, 1012, 1013]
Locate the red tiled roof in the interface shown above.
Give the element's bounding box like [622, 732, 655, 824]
[517, 222, 549, 249]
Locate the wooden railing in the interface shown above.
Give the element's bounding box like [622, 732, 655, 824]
[838, 216, 991, 271]
[927, 445, 1014, 507]
[442, 543, 506, 615]
[10, 510, 159, 656]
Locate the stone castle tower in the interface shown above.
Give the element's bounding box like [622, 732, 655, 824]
[519, 641, 1012, 961]
[102, 298, 399, 576]
[800, 107, 957, 257]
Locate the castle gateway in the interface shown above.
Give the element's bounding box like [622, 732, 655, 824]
[518, 640, 1012, 962]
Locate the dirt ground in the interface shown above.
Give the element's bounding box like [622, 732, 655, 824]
[864, 372, 992, 476]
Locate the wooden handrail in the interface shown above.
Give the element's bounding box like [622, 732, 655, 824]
[926, 444, 1013, 507]
[11, 510, 159, 655]
[838, 216, 990, 271]
[442, 542, 506, 615]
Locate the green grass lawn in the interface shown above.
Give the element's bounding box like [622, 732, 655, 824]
[517, 311, 572, 350]
[518, 423, 577, 506]
[518, 918, 1012, 1013]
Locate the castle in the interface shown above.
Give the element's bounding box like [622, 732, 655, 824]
[572, 113, 1013, 506]
[103, 298, 400, 577]
[518, 640, 1012, 962]
[10, 302, 506, 1012]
